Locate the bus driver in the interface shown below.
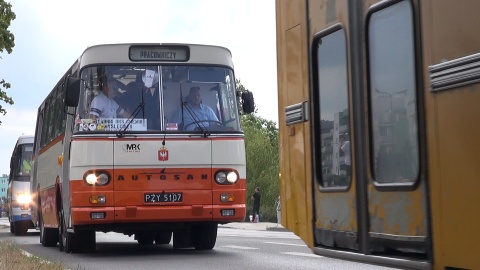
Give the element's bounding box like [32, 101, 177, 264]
[174, 86, 219, 130]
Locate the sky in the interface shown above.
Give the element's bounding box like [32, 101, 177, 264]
[0, 0, 278, 175]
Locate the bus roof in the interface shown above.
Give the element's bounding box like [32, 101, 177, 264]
[15, 135, 34, 146]
[77, 43, 234, 69]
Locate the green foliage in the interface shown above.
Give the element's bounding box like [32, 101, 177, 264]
[242, 112, 279, 222]
[0, 0, 16, 125]
[236, 78, 279, 222]
[235, 78, 247, 115]
[242, 113, 278, 148]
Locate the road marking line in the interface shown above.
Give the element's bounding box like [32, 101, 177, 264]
[280, 252, 321, 258]
[222, 245, 259, 250]
[264, 241, 306, 247]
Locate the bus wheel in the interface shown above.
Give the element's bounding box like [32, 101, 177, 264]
[14, 222, 28, 236]
[59, 210, 80, 253]
[192, 223, 217, 250]
[40, 213, 58, 247]
[57, 214, 64, 252]
[136, 232, 154, 245]
[154, 232, 172, 245]
[10, 222, 14, 234]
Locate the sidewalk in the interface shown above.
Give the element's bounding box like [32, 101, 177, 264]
[0, 217, 9, 227]
[219, 221, 289, 232]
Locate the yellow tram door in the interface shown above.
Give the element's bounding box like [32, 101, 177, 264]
[308, 0, 429, 269]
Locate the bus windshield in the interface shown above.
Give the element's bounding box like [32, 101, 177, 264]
[76, 65, 241, 133]
[11, 144, 33, 179]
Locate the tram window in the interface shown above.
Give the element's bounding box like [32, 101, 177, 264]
[367, 0, 419, 184]
[314, 27, 351, 188]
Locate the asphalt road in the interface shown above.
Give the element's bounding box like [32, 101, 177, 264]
[0, 218, 396, 270]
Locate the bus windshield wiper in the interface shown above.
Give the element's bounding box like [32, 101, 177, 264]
[117, 102, 145, 137]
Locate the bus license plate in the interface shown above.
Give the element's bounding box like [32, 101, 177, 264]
[144, 192, 183, 203]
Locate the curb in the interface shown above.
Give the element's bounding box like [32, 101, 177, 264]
[266, 226, 289, 232]
[218, 222, 290, 232]
[218, 225, 238, 230]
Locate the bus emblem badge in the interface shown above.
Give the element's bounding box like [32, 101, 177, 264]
[158, 147, 169, 161]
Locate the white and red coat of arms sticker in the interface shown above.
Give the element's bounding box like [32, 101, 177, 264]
[158, 146, 169, 161]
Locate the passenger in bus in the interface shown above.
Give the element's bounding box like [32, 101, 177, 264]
[89, 78, 130, 119]
[117, 73, 160, 130]
[173, 86, 219, 130]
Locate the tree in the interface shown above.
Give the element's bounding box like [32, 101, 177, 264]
[0, 0, 16, 125]
[242, 113, 279, 222]
[235, 78, 246, 114]
[236, 79, 280, 222]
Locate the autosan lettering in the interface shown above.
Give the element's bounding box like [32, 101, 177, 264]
[122, 144, 140, 152]
[117, 173, 209, 181]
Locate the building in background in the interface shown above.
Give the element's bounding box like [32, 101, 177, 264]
[0, 174, 8, 199]
[0, 174, 8, 214]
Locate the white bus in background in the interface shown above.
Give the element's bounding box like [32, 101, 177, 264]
[7, 135, 35, 235]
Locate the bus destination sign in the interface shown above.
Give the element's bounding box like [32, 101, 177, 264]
[130, 46, 189, 61]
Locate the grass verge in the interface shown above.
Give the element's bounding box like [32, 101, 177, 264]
[0, 239, 66, 270]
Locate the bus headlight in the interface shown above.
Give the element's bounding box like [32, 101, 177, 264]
[215, 170, 239, 185]
[86, 174, 97, 185]
[84, 171, 110, 186]
[96, 173, 109, 185]
[17, 193, 32, 204]
[226, 172, 238, 183]
[215, 172, 227, 184]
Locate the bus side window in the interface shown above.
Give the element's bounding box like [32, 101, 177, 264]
[12, 150, 21, 176]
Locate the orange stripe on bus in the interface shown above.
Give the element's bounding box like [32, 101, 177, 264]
[38, 133, 65, 155]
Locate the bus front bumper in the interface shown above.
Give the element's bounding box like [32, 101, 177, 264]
[71, 204, 246, 225]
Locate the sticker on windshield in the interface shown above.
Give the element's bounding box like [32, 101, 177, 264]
[77, 118, 147, 131]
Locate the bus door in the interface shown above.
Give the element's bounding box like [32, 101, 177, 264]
[310, 0, 429, 265]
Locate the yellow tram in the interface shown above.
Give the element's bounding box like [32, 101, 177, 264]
[276, 0, 480, 269]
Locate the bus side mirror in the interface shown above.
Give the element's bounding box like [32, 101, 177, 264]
[65, 77, 80, 107]
[242, 91, 255, 114]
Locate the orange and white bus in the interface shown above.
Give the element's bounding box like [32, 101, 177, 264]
[30, 43, 254, 253]
[276, 0, 480, 269]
